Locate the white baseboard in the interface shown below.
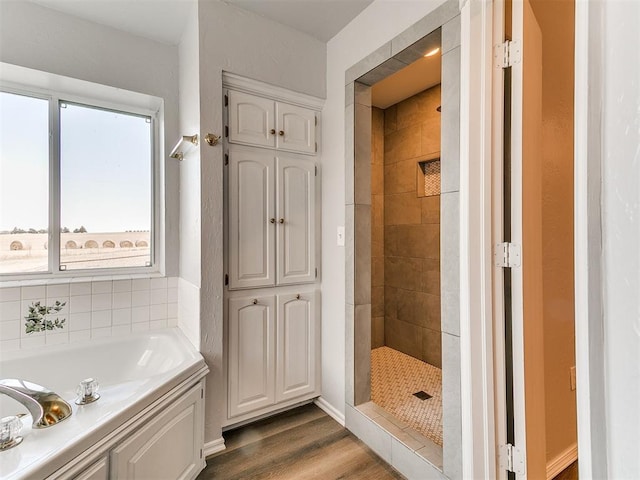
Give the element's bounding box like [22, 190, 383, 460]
[314, 397, 345, 426]
[546, 443, 578, 479]
[203, 437, 226, 458]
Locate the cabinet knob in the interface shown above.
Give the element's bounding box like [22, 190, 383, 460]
[270, 129, 276, 135]
[296, 294, 300, 300]
[252, 299, 258, 305]
[279, 130, 284, 136]
[279, 218, 284, 224]
[270, 218, 275, 224]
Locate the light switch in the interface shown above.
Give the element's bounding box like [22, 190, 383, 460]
[337, 226, 345, 246]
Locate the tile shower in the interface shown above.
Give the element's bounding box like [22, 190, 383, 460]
[371, 84, 442, 367]
[370, 83, 443, 447]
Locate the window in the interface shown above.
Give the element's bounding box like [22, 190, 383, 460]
[0, 89, 156, 277]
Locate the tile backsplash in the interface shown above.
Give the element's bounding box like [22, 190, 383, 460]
[0, 277, 178, 352]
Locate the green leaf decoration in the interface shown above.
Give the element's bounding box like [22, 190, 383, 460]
[24, 300, 67, 334]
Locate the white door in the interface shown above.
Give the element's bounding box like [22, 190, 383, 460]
[276, 291, 318, 402]
[276, 155, 316, 285]
[228, 295, 276, 417]
[276, 102, 316, 154]
[111, 383, 204, 480]
[228, 90, 276, 148]
[228, 147, 275, 289]
[495, 1, 544, 478]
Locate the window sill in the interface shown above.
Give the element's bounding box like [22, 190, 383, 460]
[0, 271, 167, 289]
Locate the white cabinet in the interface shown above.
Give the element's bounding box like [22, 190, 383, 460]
[276, 292, 319, 402]
[227, 295, 276, 417]
[227, 291, 319, 420]
[276, 102, 316, 154]
[111, 383, 204, 480]
[228, 148, 276, 289]
[227, 90, 316, 155]
[228, 90, 275, 149]
[228, 146, 316, 290]
[75, 458, 109, 480]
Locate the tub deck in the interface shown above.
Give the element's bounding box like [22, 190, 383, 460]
[0, 328, 207, 480]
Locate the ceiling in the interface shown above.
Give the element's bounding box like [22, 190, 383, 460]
[27, 0, 374, 45]
[30, 0, 195, 45]
[225, 0, 374, 42]
[371, 53, 441, 109]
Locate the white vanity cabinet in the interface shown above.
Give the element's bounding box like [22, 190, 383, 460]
[227, 290, 319, 421]
[74, 457, 109, 480]
[46, 376, 207, 480]
[110, 383, 204, 480]
[228, 146, 316, 290]
[227, 90, 317, 155]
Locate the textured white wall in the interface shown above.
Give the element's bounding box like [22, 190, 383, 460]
[0, 1, 180, 276]
[195, 0, 326, 443]
[321, 0, 447, 418]
[177, 5, 202, 349]
[601, 1, 640, 477]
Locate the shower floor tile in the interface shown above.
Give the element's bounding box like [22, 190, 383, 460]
[371, 346, 443, 447]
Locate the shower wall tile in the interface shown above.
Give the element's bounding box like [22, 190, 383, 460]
[382, 83, 443, 366]
[355, 103, 372, 205]
[384, 193, 422, 225]
[0, 277, 179, 349]
[442, 332, 462, 479]
[422, 196, 441, 224]
[442, 14, 461, 54]
[441, 192, 460, 337]
[422, 327, 443, 368]
[441, 46, 461, 194]
[385, 160, 419, 194]
[372, 315, 385, 348]
[384, 125, 422, 163]
[354, 304, 372, 405]
[385, 317, 423, 360]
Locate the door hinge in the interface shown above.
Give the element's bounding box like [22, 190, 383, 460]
[201, 389, 204, 399]
[225, 125, 229, 138]
[315, 267, 318, 278]
[225, 274, 229, 286]
[495, 242, 521, 268]
[495, 40, 521, 69]
[200, 448, 203, 459]
[224, 94, 228, 107]
[499, 444, 525, 475]
[225, 153, 229, 166]
[315, 115, 318, 126]
[315, 165, 317, 176]
[315, 142, 317, 153]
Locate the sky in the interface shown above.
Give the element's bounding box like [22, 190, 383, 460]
[0, 91, 152, 233]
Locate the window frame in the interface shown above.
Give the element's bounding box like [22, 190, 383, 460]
[0, 83, 161, 281]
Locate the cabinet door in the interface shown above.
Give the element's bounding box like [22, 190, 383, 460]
[228, 147, 275, 289]
[111, 383, 204, 480]
[75, 457, 109, 480]
[228, 295, 276, 417]
[276, 156, 316, 285]
[276, 102, 316, 154]
[276, 292, 319, 402]
[228, 90, 276, 148]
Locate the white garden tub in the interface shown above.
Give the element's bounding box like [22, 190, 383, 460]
[0, 328, 208, 480]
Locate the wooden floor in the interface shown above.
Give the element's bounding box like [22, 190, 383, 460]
[197, 404, 405, 480]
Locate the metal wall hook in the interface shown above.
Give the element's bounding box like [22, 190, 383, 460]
[205, 133, 221, 146]
[170, 134, 198, 161]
